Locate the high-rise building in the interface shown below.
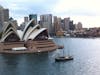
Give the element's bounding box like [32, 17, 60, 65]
[61, 19, 65, 31]
[20, 17, 29, 31]
[53, 16, 58, 33]
[29, 14, 37, 24]
[53, 16, 65, 36]
[69, 20, 75, 31]
[53, 16, 65, 34]
[40, 14, 52, 35]
[0, 5, 9, 32]
[76, 22, 83, 30]
[3, 9, 9, 21]
[64, 17, 70, 31]
[57, 17, 62, 31]
[24, 16, 29, 22]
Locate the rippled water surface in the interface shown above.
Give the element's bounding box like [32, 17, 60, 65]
[0, 38, 100, 75]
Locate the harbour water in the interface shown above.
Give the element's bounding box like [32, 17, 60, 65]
[0, 38, 100, 75]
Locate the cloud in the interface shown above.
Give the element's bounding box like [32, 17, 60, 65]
[71, 16, 100, 28]
[0, 0, 57, 17]
[0, 0, 58, 25]
[52, 0, 100, 27]
[0, 0, 100, 27]
[52, 0, 100, 16]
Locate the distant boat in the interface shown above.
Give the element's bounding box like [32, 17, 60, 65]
[64, 33, 70, 37]
[55, 56, 73, 62]
[48, 36, 53, 40]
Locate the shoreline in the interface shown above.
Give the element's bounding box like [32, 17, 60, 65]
[0, 49, 56, 54]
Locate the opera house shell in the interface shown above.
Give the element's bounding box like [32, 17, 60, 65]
[0, 19, 57, 53]
[1, 22, 20, 42]
[22, 19, 48, 41]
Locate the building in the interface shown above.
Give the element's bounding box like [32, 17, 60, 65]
[53, 16, 58, 34]
[0, 19, 57, 53]
[61, 19, 64, 31]
[0, 5, 9, 32]
[1, 19, 49, 41]
[3, 9, 9, 21]
[1, 21, 20, 42]
[1, 19, 49, 42]
[53, 16, 64, 36]
[24, 16, 29, 22]
[76, 22, 83, 30]
[29, 14, 37, 25]
[20, 22, 26, 31]
[20, 17, 29, 31]
[57, 17, 62, 31]
[40, 14, 53, 35]
[69, 20, 75, 31]
[64, 17, 70, 31]
[53, 16, 65, 35]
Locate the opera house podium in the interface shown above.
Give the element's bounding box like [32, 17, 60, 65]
[0, 19, 57, 54]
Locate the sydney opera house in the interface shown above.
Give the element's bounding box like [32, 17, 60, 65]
[0, 19, 57, 53]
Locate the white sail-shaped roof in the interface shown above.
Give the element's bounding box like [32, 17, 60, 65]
[28, 28, 47, 40]
[23, 24, 40, 41]
[3, 22, 17, 32]
[22, 19, 35, 40]
[1, 31, 19, 42]
[22, 19, 48, 41]
[17, 30, 23, 39]
[1, 19, 49, 42]
[1, 22, 20, 42]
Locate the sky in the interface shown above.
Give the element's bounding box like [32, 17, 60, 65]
[0, 0, 100, 28]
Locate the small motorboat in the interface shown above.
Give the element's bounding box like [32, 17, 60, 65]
[55, 56, 73, 62]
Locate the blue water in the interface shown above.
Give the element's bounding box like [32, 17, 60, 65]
[0, 38, 100, 75]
